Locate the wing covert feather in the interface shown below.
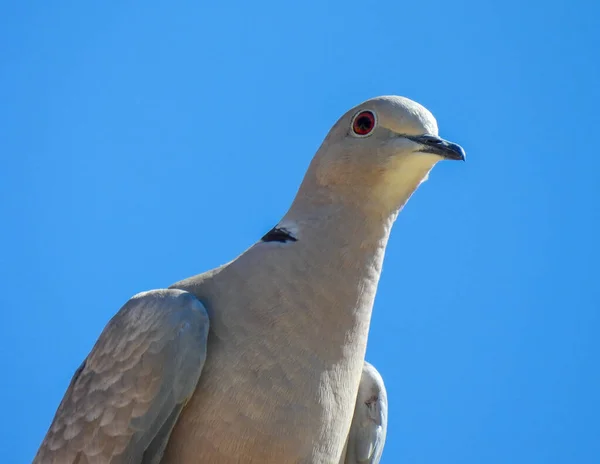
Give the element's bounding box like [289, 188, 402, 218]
[34, 289, 209, 464]
[340, 361, 388, 464]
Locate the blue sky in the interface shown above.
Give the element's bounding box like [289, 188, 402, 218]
[1, 1, 599, 462]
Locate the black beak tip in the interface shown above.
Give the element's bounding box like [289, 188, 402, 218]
[446, 142, 466, 162]
[410, 135, 466, 162]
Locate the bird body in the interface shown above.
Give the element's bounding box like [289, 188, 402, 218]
[163, 206, 392, 462]
[34, 96, 464, 464]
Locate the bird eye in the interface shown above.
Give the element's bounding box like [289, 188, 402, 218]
[351, 110, 376, 137]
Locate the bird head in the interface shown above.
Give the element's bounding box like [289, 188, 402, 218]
[302, 96, 465, 214]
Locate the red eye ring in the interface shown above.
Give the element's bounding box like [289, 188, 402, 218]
[351, 110, 376, 136]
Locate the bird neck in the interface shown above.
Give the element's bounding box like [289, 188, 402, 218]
[289, 158, 432, 220]
[263, 196, 396, 365]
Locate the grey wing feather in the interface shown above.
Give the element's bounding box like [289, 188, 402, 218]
[34, 289, 210, 464]
[141, 403, 184, 464]
[341, 361, 388, 464]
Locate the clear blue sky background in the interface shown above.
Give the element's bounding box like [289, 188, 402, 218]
[1, 1, 599, 463]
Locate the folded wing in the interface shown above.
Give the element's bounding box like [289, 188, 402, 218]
[34, 289, 209, 464]
[341, 361, 388, 464]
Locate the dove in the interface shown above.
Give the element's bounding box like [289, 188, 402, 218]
[34, 95, 465, 464]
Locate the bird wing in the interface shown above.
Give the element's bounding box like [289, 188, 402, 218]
[341, 361, 388, 464]
[33, 289, 209, 464]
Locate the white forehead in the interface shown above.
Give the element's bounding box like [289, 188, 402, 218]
[348, 95, 439, 136]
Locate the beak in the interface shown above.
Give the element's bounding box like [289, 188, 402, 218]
[407, 134, 466, 161]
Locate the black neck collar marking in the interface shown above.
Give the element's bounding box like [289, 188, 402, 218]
[261, 227, 298, 243]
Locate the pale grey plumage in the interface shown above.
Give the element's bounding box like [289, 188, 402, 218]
[35, 95, 464, 463]
[340, 362, 388, 464]
[34, 290, 209, 463]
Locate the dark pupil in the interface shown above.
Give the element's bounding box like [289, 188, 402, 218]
[356, 116, 372, 132]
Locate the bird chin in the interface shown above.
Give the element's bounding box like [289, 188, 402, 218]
[370, 155, 439, 213]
